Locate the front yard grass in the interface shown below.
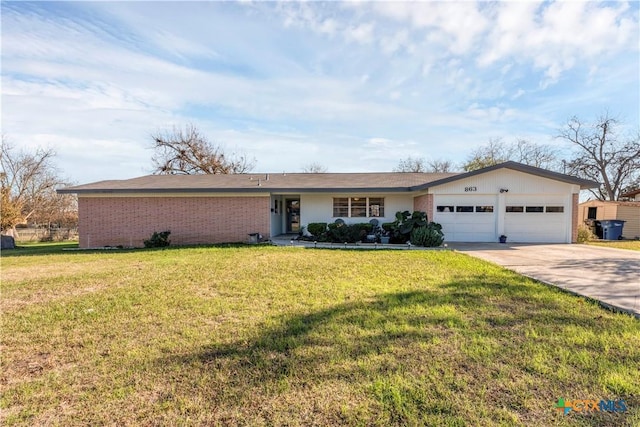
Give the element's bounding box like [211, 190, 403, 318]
[586, 240, 640, 251]
[2, 246, 638, 426]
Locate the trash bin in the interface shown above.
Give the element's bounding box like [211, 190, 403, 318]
[594, 220, 603, 239]
[598, 220, 625, 240]
[248, 233, 261, 244]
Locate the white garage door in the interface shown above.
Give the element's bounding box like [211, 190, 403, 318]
[504, 195, 568, 243]
[434, 195, 497, 242]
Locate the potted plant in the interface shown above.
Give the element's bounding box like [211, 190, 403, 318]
[499, 234, 507, 243]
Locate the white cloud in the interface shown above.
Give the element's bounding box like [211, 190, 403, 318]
[1, 1, 638, 183]
[344, 22, 375, 45]
[379, 29, 410, 55]
[372, 1, 488, 55]
[478, 1, 639, 84]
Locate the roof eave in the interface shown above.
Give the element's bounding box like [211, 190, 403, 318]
[410, 161, 599, 191]
[57, 186, 416, 195]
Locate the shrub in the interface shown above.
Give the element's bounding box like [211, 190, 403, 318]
[577, 224, 596, 243]
[326, 223, 371, 243]
[307, 223, 328, 237]
[388, 210, 429, 243]
[327, 222, 351, 243]
[144, 230, 171, 248]
[381, 222, 394, 232]
[410, 223, 444, 247]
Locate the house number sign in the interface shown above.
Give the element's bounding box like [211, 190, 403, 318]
[464, 186, 477, 192]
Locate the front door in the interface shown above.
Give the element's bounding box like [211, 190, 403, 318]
[286, 199, 300, 233]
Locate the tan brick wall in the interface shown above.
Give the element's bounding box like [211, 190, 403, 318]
[78, 196, 270, 248]
[413, 194, 434, 222]
[571, 193, 579, 243]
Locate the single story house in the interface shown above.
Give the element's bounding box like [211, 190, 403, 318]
[578, 200, 640, 240]
[58, 161, 597, 248]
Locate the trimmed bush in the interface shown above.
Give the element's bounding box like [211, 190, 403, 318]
[326, 223, 373, 243]
[327, 222, 351, 243]
[144, 230, 171, 248]
[307, 223, 328, 237]
[381, 222, 394, 232]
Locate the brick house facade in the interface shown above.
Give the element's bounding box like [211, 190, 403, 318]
[60, 162, 597, 248]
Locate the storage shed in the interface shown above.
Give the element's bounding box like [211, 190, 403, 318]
[578, 200, 640, 240]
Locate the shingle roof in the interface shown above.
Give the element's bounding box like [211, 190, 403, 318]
[57, 161, 599, 195]
[58, 172, 459, 194]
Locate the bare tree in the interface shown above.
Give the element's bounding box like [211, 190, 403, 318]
[462, 138, 511, 171]
[559, 113, 640, 201]
[427, 159, 455, 173]
[463, 138, 559, 171]
[151, 124, 255, 175]
[301, 162, 328, 173]
[1, 138, 74, 234]
[0, 186, 22, 232]
[393, 156, 427, 172]
[512, 139, 559, 169]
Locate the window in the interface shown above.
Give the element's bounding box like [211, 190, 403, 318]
[369, 198, 384, 217]
[587, 207, 597, 219]
[476, 206, 494, 213]
[506, 206, 524, 213]
[333, 198, 348, 217]
[546, 206, 564, 213]
[332, 197, 385, 218]
[350, 197, 367, 217]
[456, 206, 474, 213]
[526, 206, 544, 213]
[437, 206, 454, 213]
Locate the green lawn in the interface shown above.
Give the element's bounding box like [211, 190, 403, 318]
[2, 245, 638, 426]
[586, 240, 640, 251]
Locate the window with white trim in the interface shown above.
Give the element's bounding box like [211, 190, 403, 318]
[332, 197, 385, 218]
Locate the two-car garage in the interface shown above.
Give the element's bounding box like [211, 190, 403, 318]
[433, 194, 570, 243]
[425, 163, 591, 244]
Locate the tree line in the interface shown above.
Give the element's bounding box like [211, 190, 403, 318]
[1, 112, 638, 235]
[1, 137, 77, 236]
[392, 113, 639, 201]
[149, 113, 638, 201]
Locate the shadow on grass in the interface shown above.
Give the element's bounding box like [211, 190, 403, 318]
[155, 280, 632, 424]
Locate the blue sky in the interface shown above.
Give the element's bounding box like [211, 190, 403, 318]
[2, 1, 638, 184]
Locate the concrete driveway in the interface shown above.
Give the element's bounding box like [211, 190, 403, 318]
[449, 243, 640, 317]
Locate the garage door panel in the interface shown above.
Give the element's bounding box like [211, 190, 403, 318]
[434, 195, 497, 242]
[504, 194, 568, 243]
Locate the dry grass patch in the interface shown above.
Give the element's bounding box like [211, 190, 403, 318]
[586, 240, 640, 251]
